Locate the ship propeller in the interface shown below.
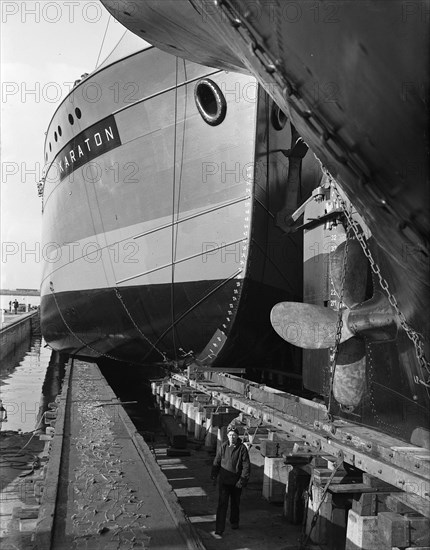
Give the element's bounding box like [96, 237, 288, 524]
[270, 237, 398, 408]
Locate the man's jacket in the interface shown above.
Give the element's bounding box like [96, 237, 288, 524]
[211, 439, 251, 486]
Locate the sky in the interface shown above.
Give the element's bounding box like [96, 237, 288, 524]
[1, 0, 141, 290]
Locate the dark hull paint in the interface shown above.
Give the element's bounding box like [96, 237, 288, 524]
[40, 278, 300, 371]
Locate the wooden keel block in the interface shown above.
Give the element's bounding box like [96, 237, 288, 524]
[202, 405, 217, 419]
[260, 440, 298, 457]
[345, 509, 379, 550]
[407, 516, 430, 547]
[238, 412, 260, 428]
[193, 394, 211, 405]
[352, 493, 378, 516]
[210, 411, 238, 428]
[262, 457, 291, 503]
[377, 512, 409, 548]
[160, 414, 187, 449]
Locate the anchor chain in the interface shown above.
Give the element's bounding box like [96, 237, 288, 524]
[300, 450, 345, 549]
[327, 206, 350, 417]
[49, 282, 120, 362]
[48, 282, 170, 364]
[328, 178, 430, 392]
[113, 287, 169, 363]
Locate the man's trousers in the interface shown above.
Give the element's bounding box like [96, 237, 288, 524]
[215, 482, 242, 533]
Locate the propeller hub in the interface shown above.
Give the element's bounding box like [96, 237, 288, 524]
[348, 290, 397, 341]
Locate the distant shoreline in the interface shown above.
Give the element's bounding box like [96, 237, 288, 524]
[0, 289, 40, 296]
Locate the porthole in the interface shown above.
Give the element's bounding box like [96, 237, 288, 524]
[54, 131, 58, 142]
[75, 107, 82, 119]
[49, 143, 52, 152]
[58, 125, 62, 137]
[194, 79, 227, 126]
[68, 114, 74, 125]
[271, 103, 288, 131]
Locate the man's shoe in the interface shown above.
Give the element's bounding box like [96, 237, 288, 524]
[212, 531, 223, 539]
[231, 523, 239, 529]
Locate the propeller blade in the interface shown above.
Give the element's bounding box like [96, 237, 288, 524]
[333, 339, 366, 408]
[270, 302, 354, 349]
[330, 238, 368, 308]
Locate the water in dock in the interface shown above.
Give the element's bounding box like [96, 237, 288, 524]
[0, 336, 51, 432]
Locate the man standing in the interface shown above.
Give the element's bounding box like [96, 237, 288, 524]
[0, 399, 8, 431]
[211, 425, 250, 538]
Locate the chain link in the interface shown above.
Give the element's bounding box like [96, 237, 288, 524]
[49, 282, 120, 362]
[327, 212, 350, 415]
[214, 0, 429, 387]
[113, 287, 169, 363]
[300, 451, 344, 549]
[49, 282, 170, 364]
[327, 178, 430, 390]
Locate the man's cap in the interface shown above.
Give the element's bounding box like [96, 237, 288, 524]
[227, 425, 239, 435]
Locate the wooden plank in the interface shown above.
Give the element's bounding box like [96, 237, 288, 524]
[363, 473, 397, 489]
[390, 447, 430, 453]
[386, 495, 417, 514]
[192, 394, 212, 404]
[390, 493, 430, 519]
[329, 483, 402, 494]
[313, 472, 348, 485]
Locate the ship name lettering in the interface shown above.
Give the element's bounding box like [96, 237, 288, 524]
[55, 116, 121, 182]
[63, 128, 115, 168]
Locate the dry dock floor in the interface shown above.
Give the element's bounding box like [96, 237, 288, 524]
[7, 360, 313, 549]
[155, 442, 306, 550]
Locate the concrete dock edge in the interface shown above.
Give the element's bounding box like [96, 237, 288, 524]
[33, 358, 205, 550]
[32, 357, 71, 550]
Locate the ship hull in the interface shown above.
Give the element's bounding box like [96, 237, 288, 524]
[41, 47, 317, 377]
[101, 0, 429, 329]
[98, 0, 430, 445]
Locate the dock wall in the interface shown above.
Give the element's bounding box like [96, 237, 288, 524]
[0, 311, 39, 361]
